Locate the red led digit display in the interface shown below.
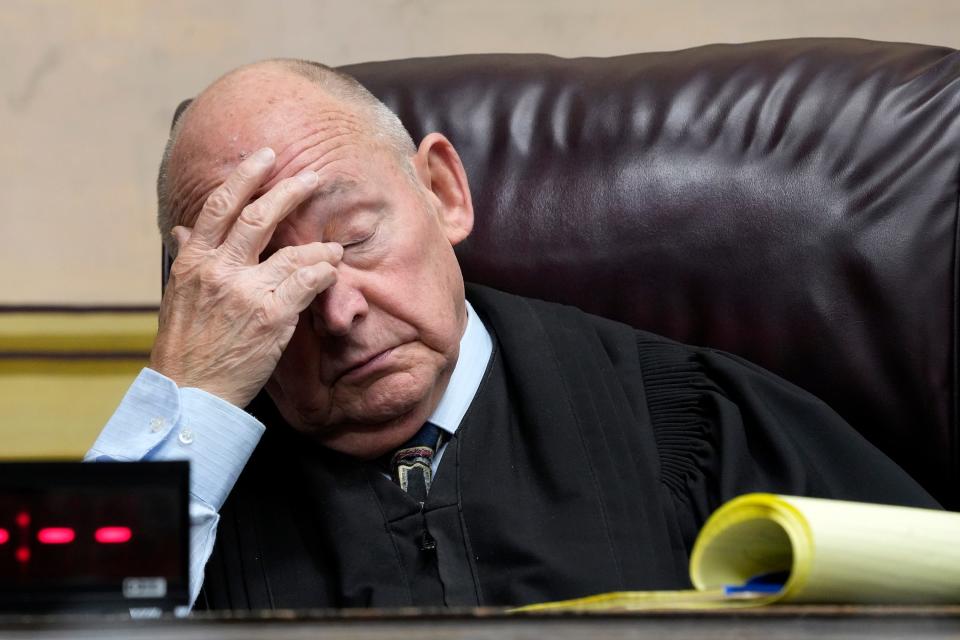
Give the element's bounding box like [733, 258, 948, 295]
[36, 527, 75, 545]
[0, 460, 189, 612]
[94, 526, 132, 544]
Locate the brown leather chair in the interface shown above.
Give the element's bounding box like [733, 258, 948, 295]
[165, 38, 960, 508]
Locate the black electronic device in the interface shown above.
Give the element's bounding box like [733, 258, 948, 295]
[0, 461, 189, 612]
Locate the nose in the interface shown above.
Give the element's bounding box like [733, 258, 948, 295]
[309, 272, 368, 337]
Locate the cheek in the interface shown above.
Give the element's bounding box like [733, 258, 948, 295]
[269, 316, 328, 399]
[278, 315, 314, 365]
[382, 241, 463, 348]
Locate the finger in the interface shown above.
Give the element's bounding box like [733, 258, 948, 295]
[258, 242, 343, 285]
[219, 170, 319, 264]
[170, 225, 192, 251]
[271, 262, 338, 316]
[190, 147, 276, 248]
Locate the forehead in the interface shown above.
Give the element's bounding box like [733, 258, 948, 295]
[201, 101, 370, 179]
[171, 82, 390, 225]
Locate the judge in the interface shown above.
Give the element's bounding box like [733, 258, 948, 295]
[87, 58, 938, 610]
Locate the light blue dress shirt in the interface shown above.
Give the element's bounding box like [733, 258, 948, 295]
[84, 301, 492, 611]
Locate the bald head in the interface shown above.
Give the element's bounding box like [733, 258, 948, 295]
[157, 59, 416, 255]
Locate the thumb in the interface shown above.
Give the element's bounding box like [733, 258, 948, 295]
[171, 225, 192, 250]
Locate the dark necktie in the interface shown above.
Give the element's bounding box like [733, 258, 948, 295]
[389, 422, 443, 504]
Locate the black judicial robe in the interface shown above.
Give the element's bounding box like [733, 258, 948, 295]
[199, 284, 938, 610]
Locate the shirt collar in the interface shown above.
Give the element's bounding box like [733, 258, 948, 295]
[426, 300, 493, 437]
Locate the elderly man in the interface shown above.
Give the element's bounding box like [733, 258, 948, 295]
[88, 59, 937, 610]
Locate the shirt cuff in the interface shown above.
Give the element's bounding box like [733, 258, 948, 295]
[85, 368, 184, 461]
[85, 368, 265, 511]
[173, 385, 264, 511]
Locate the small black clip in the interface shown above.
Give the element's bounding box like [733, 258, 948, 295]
[419, 531, 437, 553]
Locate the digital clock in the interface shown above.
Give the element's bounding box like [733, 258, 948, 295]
[0, 461, 188, 612]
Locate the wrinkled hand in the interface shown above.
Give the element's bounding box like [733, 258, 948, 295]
[149, 147, 342, 407]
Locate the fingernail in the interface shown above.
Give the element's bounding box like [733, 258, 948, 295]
[253, 147, 275, 164]
[329, 242, 343, 260]
[297, 170, 318, 186]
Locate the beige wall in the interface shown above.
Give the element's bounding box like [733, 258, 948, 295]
[2, 0, 958, 458]
[2, 0, 960, 306]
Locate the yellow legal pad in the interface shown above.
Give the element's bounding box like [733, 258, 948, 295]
[514, 494, 960, 612]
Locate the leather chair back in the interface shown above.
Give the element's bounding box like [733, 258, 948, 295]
[165, 39, 960, 507]
[342, 39, 960, 507]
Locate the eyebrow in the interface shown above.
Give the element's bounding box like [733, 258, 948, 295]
[249, 176, 359, 213]
[296, 176, 367, 226]
[309, 177, 360, 203]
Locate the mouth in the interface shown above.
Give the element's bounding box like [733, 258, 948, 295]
[337, 346, 397, 383]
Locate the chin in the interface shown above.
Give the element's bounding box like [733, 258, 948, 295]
[288, 371, 439, 459]
[316, 420, 424, 460]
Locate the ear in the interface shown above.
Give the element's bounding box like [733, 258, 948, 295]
[412, 133, 474, 245]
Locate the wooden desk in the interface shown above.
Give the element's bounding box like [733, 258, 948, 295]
[2, 606, 960, 639]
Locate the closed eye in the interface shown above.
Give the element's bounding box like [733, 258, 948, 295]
[342, 229, 376, 249]
[342, 238, 366, 250]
